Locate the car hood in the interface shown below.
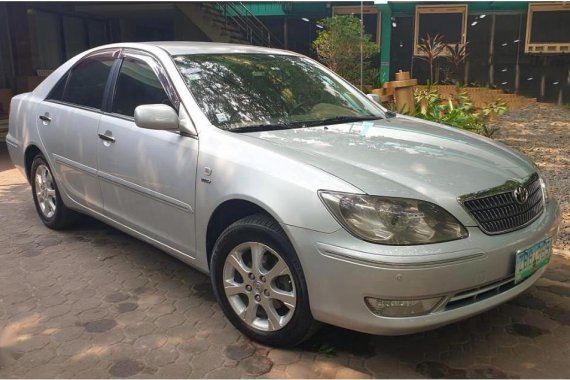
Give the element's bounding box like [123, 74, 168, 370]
[243, 116, 536, 226]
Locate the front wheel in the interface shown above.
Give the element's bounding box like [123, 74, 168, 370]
[210, 214, 318, 347]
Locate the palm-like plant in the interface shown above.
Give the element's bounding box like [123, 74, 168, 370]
[445, 42, 469, 83]
[417, 33, 446, 83]
[445, 42, 468, 68]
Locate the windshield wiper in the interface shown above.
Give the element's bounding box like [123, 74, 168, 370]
[230, 115, 385, 133]
[230, 122, 301, 133]
[300, 115, 384, 128]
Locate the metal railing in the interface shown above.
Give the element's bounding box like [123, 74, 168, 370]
[213, 2, 283, 48]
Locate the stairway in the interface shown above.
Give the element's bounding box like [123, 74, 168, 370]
[176, 3, 249, 45]
[177, 2, 282, 48]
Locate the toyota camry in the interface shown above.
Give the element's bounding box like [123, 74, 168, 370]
[6, 42, 560, 347]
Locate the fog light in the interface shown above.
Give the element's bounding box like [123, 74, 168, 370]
[364, 297, 444, 317]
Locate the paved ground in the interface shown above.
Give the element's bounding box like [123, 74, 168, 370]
[1, 121, 570, 378]
[495, 103, 570, 256]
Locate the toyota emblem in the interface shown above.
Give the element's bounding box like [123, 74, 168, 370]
[513, 185, 529, 204]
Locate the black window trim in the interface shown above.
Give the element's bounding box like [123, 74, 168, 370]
[46, 72, 70, 102]
[43, 47, 191, 131]
[105, 49, 181, 121]
[44, 48, 122, 114]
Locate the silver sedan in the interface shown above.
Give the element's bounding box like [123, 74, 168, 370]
[6, 42, 561, 347]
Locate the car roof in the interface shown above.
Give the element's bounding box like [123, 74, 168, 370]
[140, 41, 299, 57]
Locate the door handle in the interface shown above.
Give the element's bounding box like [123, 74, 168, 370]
[98, 131, 116, 143]
[39, 114, 51, 123]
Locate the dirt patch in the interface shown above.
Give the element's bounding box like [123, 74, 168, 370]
[495, 104, 570, 256]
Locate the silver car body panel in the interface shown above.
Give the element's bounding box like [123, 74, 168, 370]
[36, 101, 104, 211]
[6, 42, 561, 335]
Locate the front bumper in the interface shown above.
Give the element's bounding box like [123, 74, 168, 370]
[285, 200, 561, 335]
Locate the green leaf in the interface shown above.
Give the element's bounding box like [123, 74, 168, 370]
[313, 15, 379, 86]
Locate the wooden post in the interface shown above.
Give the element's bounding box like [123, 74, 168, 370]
[384, 71, 417, 114]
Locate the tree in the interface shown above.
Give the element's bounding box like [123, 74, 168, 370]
[312, 15, 378, 87]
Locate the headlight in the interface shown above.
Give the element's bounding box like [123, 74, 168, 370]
[539, 176, 550, 204]
[319, 191, 468, 245]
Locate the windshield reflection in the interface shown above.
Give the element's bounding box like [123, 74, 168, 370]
[173, 54, 383, 131]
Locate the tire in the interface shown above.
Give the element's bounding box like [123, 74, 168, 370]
[210, 213, 318, 347]
[30, 153, 76, 229]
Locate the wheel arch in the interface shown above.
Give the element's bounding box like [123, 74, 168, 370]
[24, 144, 43, 183]
[205, 198, 287, 268]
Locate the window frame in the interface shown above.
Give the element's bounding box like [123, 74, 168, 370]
[413, 4, 468, 57]
[106, 50, 180, 121]
[525, 2, 570, 54]
[45, 49, 121, 114]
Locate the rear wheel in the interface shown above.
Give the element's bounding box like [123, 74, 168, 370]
[211, 214, 318, 347]
[31, 154, 76, 229]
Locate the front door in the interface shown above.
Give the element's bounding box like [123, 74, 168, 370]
[36, 51, 117, 211]
[97, 52, 198, 257]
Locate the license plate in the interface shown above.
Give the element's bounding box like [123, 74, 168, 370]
[515, 238, 552, 284]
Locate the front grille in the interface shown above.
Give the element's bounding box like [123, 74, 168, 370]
[444, 276, 515, 311]
[462, 174, 544, 234]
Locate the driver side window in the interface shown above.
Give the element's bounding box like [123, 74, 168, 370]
[112, 57, 174, 117]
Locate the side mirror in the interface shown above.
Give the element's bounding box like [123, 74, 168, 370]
[366, 93, 380, 103]
[134, 104, 179, 130]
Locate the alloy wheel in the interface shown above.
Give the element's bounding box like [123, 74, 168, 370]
[35, 164, 57, 219]
[222, 241, 297, 331]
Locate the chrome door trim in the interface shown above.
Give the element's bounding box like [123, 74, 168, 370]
[97, 171, 194, 213]
[56, 154, 193, 213]
[53, 154, 98, 177]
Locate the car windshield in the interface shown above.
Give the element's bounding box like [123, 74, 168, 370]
[172, 54, 385, 131]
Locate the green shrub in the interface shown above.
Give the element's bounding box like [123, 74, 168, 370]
[410, 87, 507, 137]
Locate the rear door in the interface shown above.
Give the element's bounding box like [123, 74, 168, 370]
[36, 50, 118, 211]
[97, 50, 199, 257]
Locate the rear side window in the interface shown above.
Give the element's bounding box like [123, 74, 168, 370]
[62, 55, 115, 109]
[47, 73, 68, 101]
[112, 58, 173, 117]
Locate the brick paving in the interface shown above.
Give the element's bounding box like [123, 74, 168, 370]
[0, 142, 569, 378]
